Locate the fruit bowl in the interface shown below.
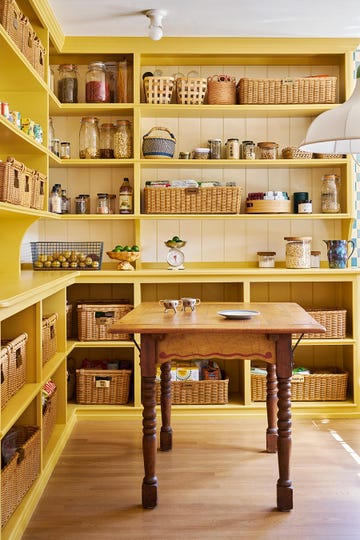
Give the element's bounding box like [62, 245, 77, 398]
[106, 250, 140, 262]
[165, 240, 186, 249]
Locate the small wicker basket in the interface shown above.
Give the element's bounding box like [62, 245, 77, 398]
[77, 302, 133, 341]
[142, 126, 176, 159]
[143, 76, 174, 104]
[76, 369, 132, 404]
[42, 387, 57, 448]
[42, 313, 58, 365]
[0, 157, 25, 206]
[0, 0, 23, 49]
[156, 378, 229, 405]
[293, 308, 346, 339]
[1, 333, 27, 406]
[207, 76, 237, 105]
[282, 146, 313, 159]
[176, 77, 207, 104]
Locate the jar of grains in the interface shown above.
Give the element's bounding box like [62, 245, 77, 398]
[284, 236, 312, 269]
[100, 122, 116, 158]
[225, 138, 240, 159]
[86, 62, 109, 103]
[321, 174, 340, 213]
[58, 64, 78, 103]
[113, 119, 132, 159]
[257, 141, 278, 159]
[79, 117, 100, 159]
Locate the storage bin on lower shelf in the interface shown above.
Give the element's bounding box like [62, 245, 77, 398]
[155, 378, 229, 405]
[42, 313, 58, 365]
[76, 369, 132, 404]
[294, 308, 346, 339]
[1, 425, 41, 527]
[42, 384, 57, 449]
[77, 303, 133, 341]
[1, 333, 28, 409]
[251, 368, 349, 401]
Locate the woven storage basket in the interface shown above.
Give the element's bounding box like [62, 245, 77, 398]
[143, 76, 174, 104]
[1, 425, 41, 527]
[42, 313, 58, 365]
[76, 369, 132, 404]
[0, 157, 25, 205]
[0, 0, 23, 49]
[313, 152, 346, 159]
[237, 76, 337, 104]
[77, 303, 133, 341]
[20, 16, 35, 65]
[1, 332, 27, 403]
[20, 165, 34, 208]
[42, 387, 57, 448]
[32, 36, 45, 78]
[144, 186, 242, 214]
[142, 127, 176, 159]
[251, 369, 348, 401]
[1, 344, 10, 409]
[176, 77, 207, 104]
[30, 170, 46, 210]
[282, 146, 313, 159]
[156, 378, 229, 405]
[294, 308, 346, 339]
[207, 77, 236, 104]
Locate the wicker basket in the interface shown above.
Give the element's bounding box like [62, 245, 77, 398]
[0, 0, 23, 50]
[20, 15, 34, 65]
[32, 36, 45, 78]
[282, 146, 313, 159]
[1, 344, 10, 409]
[313, 153, 346, 159]
[42, 313, 58, 365]
[144, 186, 242, 214]
[294, 308, 346, 339]
[42, 387, 57, 449]
[142, 127, 176, 159]
[30, 170, 46, 210]
[237, 76, 337, 104]
[156, 377, 229, 405]
[0, 157, 25, 205]
[76, 369, 132, 404]
[251, 369, 348, 401]
[143, 76, 174, 104]
[77, 302, 133, 341]
[1, 332, 27, 405]
[207, 77, 237, 105]
[176, 77, 207, 104]
[1, 425, 41, 527]
[20, 165, 34, 208]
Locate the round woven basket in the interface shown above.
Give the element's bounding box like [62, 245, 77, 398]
[142, 126, 176, 159]
[207, 77, 236, 105]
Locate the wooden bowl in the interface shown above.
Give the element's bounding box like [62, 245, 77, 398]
[106, 251, 140, 262]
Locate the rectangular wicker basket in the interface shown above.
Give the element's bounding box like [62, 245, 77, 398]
[294, 308, 346, 339]
[77, 302, 133, 341]
[42, 313, 58, 365]
[144, 186, 242, 214]
[1, 425, 41, 527]
[76, 369, 132, 404]
[237, 76, 337, 104]
[0, 344, 10, 409]
[251, 369, 348, 401]
[155, 378, 229, 405]
[42, 387, 57, 448]
[1, 332, 27, 408]
[0, 0, 23, 49]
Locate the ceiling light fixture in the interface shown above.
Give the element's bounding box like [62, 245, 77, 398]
[146, 9, 166, 41]
[299, 66, 360, 161]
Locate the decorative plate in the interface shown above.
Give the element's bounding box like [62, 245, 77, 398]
[217, 309, 260, 320]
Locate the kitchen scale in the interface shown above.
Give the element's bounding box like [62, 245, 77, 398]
[165, 239, 186, 270]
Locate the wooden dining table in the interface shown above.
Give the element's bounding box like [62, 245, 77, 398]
[109, 301, 325, 512]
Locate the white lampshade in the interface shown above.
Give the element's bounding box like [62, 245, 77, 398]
[299, 66, 360, 154]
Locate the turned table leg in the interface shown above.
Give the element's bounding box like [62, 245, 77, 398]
[160, 360, 173, 451]
[266, 363, 278, 453]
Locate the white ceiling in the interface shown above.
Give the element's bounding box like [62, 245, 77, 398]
[48, 0, 360, 39]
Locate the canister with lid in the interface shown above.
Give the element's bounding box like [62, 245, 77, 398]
[311, 250, 321, 268]
[97, 193, 110, 214]
[86, 62, 109, 103]
[208, 138, 222, 159]
[284, 236, 312, 269]
[225, 138, 239, 159]
[58, 64, 78, 103]
[104, 61, 119, 103]
[75, 194, 90, 214]
[114, 119, 132, 159]
[100, 122, 116, 158]
[257, 141, 278, 159]
[241, 140, 255, 159]
[257, 251, 276, 268]
[79, 117, 100, 159]
[321, 174, 340, 213]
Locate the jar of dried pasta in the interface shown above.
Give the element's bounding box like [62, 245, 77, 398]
[114, 119, 132, 159]
[257, 141, 278, 159]
[284, 236, 312, 269]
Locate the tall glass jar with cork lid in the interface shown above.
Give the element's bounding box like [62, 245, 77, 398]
[79, 117, 100, 159]
[114, 120, 132, 159]
[321, 174, 340, 213]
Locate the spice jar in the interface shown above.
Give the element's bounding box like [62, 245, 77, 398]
[257, 141, 278, 159]
[58, 64, 78, 103]
[86, 62, 109, 103]
[208, 139, 222, 159]
[100, 122, 116, 158]
[257, 251, 276, 268]
[226, 138, 239, 159]
[284, 236, 312, 269]
[75, 194, 90, 214]
[79, 117, 100, 159]
[311, 250, 321, 268]
[96, 193, 110, 214]
[60, 141, 71, 159]
[104, 61, 119, 103]
[113, 119, 132, 159]
[321, 174, 340, 213]
[241, 140, 255, 159]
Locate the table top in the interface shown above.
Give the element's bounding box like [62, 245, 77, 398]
[109, 302, 326, 335]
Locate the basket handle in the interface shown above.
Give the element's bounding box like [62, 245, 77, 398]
[143, 126, 176, 141]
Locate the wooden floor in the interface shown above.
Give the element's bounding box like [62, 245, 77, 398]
[22, 414, 360, 540]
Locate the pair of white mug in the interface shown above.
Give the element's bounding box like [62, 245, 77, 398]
[159, 297, 201, 313]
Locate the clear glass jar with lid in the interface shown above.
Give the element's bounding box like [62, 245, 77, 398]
[257, 141, 278, 159]
[86, 62, 109, 103]
[79, 116, 100, 159]
[284, 236, 312, 269]
[113, 120, 132, 159]
[321, 174, 340, 213]
[104, 61, 119, 103]
[100, 122, 116, 158]
[96, 193, 110, 214]
[225, 138, 239, 159]
[57, 64, 78, 103]
[257, 251, 276, 268]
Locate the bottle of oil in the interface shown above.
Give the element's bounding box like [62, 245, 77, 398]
[119, 177, 133, 214]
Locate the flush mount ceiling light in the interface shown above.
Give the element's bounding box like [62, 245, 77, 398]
[299, 66, 360, 159]
[146, 9, 167, 41]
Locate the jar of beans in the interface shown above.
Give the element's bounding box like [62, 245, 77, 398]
[86, 62, 109, 103]
[114, 119, 132, 159]
[79, 117, 100, 159]
[284, 236, 312, 269]
[58, 64, 78, 103]
[257, 141, 278, 159]
[100, 122, 116, 158]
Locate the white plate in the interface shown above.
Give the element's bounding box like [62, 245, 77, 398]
[217, 309, 260, 320]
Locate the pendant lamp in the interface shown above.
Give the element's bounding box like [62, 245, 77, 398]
[299, 66, 360, 156]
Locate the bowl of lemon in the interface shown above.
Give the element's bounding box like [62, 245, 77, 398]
[107, 245, 140, 270]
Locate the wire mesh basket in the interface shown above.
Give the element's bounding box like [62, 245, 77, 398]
[30, 241, 103, 270]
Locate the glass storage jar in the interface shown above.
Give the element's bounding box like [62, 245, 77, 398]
[105, 61, 119, 103]
[225, 138, 239, 159]
[75, 194, 90, 214]
[113, 119, 132, 159]
[96, 193, 110, 214]
[241, 140, 255, 159]
[86, 62, 109, 103]
[310, 250, 321, 268]
[284, 236, 312, 269]
[257, 141, 278, 159]
[57, 64, 78, 103]
[79, 116, 100, 159]
[100, 122, 116, 158]
[208, 138, 222, 159]
[321, 174, 340, 213]
[257, 251, 276, 268]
